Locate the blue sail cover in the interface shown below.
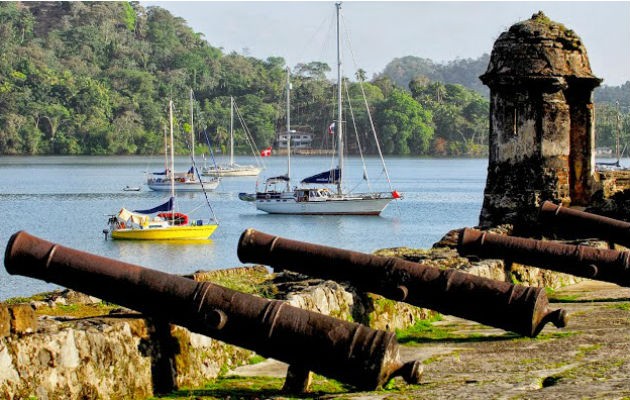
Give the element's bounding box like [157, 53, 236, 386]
[267, 174, 290, 182]
[301, 168, 340, 184]
[133, 197, 174, 214]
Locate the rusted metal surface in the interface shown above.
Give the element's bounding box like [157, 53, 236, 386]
[540, 201, 630, 247]
[237, 229, 567, 338]
[458, 228, 630, 287]
[4, 231, 422, 391]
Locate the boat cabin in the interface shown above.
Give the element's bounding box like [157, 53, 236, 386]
[295, 188, 331, 202]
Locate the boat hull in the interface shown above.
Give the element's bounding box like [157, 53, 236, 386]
[202, 166, 261, 177]
[111, 224, 217, 240]
[255, 197, 393, 215]
[147, 180, 219, 192]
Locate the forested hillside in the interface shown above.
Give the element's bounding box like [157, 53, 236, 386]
[378, 55, 629, 151]
[0, 2, 626, 157]
[379, 55, 491, 96]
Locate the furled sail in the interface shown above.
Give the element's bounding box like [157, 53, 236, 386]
[266, 174, 290, 182]
[300, 168, 340, 184]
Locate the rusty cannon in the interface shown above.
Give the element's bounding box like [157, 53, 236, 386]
[540, 201, 630, 248]
[458, 228, 630, 287]
[237, 228, 567, 338]
[4, 231, 423, 392]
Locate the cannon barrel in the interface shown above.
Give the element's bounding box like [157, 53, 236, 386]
[540, 201, 630, 248]
[4, 231, 422, 391]
[458, 228, 630, 287]
[237, 229, 567, 338]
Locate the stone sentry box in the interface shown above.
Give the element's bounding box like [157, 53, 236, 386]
[479, 11, 602, 228]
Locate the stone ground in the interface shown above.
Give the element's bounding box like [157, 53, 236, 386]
[227, 280, 630, 399]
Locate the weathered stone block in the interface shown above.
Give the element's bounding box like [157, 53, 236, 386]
[0, 305, 10, 338]
[9, 304, 37, 334]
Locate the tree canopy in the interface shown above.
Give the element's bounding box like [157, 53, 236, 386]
[0, 2, 626, 158]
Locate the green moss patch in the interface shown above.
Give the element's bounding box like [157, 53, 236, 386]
[34, 302, 120, 318]
[155, 375, 348, 399]
[608, 302, 630, 311]
[395, 316, 517, 344]
[193, 267, 277, 298]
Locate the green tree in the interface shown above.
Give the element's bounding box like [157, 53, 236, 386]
[374, 89, 433, 155]
[294, 61, 331, 80]
[345, 81, 384, 153]
[411, 78, 489, 156]
[237, 94, 276, 149]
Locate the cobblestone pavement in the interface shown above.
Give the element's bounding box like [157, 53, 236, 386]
[230, 280, 630, 400]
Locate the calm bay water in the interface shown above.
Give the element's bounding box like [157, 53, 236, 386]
[0, 155, 487, 300]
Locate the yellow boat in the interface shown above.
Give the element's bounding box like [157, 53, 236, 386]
[107, 204, 218, 241]
[111, 223, 217, 240]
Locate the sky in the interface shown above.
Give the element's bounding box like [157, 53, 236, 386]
[144, 1, 630, 86]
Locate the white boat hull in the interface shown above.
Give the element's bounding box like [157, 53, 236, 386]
[202, 165, 261, 177]
[255, 196, 393, 215]
[147, 180, 219, 192]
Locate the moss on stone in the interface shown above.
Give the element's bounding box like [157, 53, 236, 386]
[531, 11, 553, 26]
[373, 246, 468, 270]
[609, 302, 630, 311]
[247, 355, 266, 365]
[395, 315, 448, 343]
[3, 291, 60, 305]
[192, 266, 276, 298]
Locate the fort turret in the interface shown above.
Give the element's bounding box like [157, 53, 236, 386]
[479, 11, 602, 227]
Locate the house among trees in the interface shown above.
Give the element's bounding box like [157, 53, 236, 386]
[275, 130, 314, 150]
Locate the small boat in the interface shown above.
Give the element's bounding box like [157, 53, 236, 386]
[238, 192, 256, 202]
[241, 7, 399, 216]
[122, 185, 141, 192]
[106, 100, 218, 240]
[202, 97, 264, 177]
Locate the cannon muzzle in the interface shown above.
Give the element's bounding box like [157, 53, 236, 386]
[540, 201, 630, 248]
[4, 231, 422, 391]
[458, 228, 630, 287]
[237, 228, 567, 338]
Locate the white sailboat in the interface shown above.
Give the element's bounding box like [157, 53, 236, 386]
[147, 89, 220, 192]
[202, 97, 264, 177]
[241, 3, 399, 215]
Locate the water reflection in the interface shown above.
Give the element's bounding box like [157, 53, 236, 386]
[110, 239, 216, 276]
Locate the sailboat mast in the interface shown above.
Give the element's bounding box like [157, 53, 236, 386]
[616, 100, 621, 163]
[163, 126, 168, 173]
[286, 67, 292, 189]
[336, 2, 343, 195]
[189, 89, 195, 161]
[230, 96, 235, 166]
[169, 100, 176, 200]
